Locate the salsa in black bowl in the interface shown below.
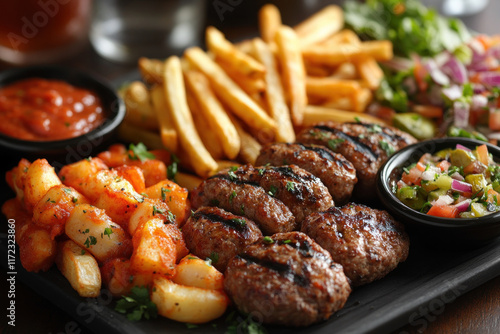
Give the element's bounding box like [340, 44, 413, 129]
[377, 138, 500, 248]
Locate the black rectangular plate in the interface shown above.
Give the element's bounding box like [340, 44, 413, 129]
[1, 234, 499, 334]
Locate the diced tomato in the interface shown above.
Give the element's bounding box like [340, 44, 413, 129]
[412, 105, 443, 118]
[401, 166, 422, 186]
[487, 189, 500, 204]
[476, 144, 489, 165]
[437, 160, 451, 172]
[427, 204, 459, 218]
[416, 161, 428, 171]
[413, 60, 428, 92]
[490, 109, 500, 131]
[476, 35, 492, 50]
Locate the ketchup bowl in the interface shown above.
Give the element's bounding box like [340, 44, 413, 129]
[0, 65, 125, 167]
[376, 137, 500, 248]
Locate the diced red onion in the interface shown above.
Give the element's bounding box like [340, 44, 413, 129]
[443, 56, 467, 84]
[450, 172, 465, 181]
[468, 61, 491, 72]
[453, 101, 470, 128]
[435, 195, 454, 206]
[455, 199, 472, 212]
[442, 85, 463, 101]
[421, 170, 437, 181]
[425, 59, 450, 86]
[455, 144, 471, 151]
[473, 83, 487, 94]
[471, 94, 489, 110]
[469, 39, 486, 62]
[451, 179, 472, 193]
[488, 45, 500, 59]
[478, 72, 500, 87]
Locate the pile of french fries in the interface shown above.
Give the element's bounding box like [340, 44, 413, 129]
[119, 4, 392, 180]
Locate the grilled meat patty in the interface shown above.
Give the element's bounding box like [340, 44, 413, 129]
[296, 121, 417, 200]
[301, 203, 410, 286]
[255, 142, 357, 205]
[224, 231, 351, 327]
[190, 164, 333, 234]
[182, 206, 262, 272]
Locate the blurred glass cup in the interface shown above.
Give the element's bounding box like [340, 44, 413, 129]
[90, 0, 205, 63]
[442, 0, 489, 16]
[0, 0, 92, 65]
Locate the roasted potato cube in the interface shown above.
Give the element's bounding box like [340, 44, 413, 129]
[56, 240, 102, 297]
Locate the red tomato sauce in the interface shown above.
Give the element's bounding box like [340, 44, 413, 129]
[0, 78, 105, 141]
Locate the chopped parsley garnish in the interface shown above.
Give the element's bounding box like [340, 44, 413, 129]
[128, 143, 156, 162]
[229, 190, 237, 204]
[228, 170, 237, 181]
[103, 227, 113, 239]
[84, 236, 97, 248]
[115, 286, 158, 321]
[63, 188, 72, 194]
[208, 252, 219, 264]
[161, 187, 171, 201]
[72, 197, 78, 203]
[258, 168, 266, 176]
[167, 154, 179, 180]
[268, 185, 278, 197]
[225, 311, 267, 334]
[152, 205, 166, 216]
[286, 181, 295, 192]
[282, 239, 292, 244]
[379, 140, 395, 156]
[263, 236, 274, 244]
[327, 138, 345, 150]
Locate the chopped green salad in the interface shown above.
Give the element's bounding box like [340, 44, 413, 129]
[344, 0, 500, 142]
[394, 143, 500, 218]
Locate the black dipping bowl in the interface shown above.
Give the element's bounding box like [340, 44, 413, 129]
[377, 137, 500, 248]
[0, 65, 125, 169]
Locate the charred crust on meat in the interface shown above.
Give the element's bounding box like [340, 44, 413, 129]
[312, 125, 379, 161]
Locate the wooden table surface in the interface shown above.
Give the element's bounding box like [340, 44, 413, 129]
[1, 1, 499, 333]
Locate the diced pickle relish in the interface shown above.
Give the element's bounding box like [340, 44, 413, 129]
[393, 144, 500, 218]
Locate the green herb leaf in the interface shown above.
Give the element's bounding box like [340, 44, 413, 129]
[103, 227, 113, 239]
[152, 205, 166, 216]
[167, 154, 180, 180]
[115, 286, 158, 322]
[128, 143, 156, 162]
[229, 190, 237, 204]
[263, 236, 274, 244]
[268, 185, 278, 197]
[327, 138, 345, 151]
[286, 181, 295, 192]
[161, 187, 171, 201]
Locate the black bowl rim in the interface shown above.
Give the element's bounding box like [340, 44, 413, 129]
[377, 137, 500, 229]
[0, 65, 125, 152]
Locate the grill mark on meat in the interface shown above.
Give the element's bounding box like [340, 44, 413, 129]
[269, 166, 316, 183]
[238, 254, 310, 287]
[347, 122, 408, 143]
[210, 174, 260, 187]
[262, 166, 318, 203]
[295, 143, 336, 162]
[313, 125, 378, 161]
[192, 210, 251, 235]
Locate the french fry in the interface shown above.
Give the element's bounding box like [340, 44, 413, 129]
[138, 57, 164, 85]
[122, 81, 158, 131]
[304, 60, 331, 77]
[175, 172, 203, 192]
[184, 70, 240, 159]
[150, 85, 178, 153]
[331, 62, 358, 80]
[215, 58, 266, 95]
[252, 38, 295, 143]
[206, 26, 266, 80]
[118, 122, 164, 150]
[162, 56, 218, 178]
[302, 105, 387, 126]
[259, 4, 282, 44]
[306, 77, 362, 110]
[184, 47, 276, 133]
[321, 29, 361, 48]
[295, 5, 344, 47]
[228, 114, 262, 165]
[56, 240, 102, 298]
[186, 93, 224, 160]
[303, 40, 394, 66]
[356, 57, 384, 90]
[322, 87, 373, 113]
[275, 26, 308, 126]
